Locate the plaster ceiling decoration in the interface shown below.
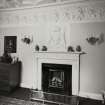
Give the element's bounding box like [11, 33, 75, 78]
[0, 0, 105, 9]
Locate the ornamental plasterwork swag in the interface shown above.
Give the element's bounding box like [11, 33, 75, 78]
[0, 5, 105, 26]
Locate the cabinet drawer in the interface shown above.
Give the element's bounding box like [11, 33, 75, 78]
[0, 82, 10, 91]
[0, 73, 9, 80]
[0, 69, 9, 80]
[0, 81, 9, 86]
[0, 79, 9, 84]
[0, 69, 9, 74]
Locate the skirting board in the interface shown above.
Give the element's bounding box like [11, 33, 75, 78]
[79, 91, 102, 100]
[20, 82, 33, 89]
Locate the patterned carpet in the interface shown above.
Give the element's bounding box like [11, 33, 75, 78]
[0, 95, 103, 105]
[0, 96, 42, 105]
[0, 95, 79, 105]
[0, 87, 103, 105]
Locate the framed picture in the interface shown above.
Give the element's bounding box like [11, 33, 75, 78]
[4, 36, 17, 53]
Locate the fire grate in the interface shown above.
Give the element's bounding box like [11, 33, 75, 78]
[42, 63, 72, 96]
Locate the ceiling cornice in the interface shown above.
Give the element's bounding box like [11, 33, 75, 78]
[0, 0, 105, 27]
[0, 0, 105, 11]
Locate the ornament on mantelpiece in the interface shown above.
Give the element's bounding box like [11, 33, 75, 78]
[76, 45, 82, 52]
[41, 46, 47, 51]
[67, 46, 74, 52]
[35, 45, 40, 51]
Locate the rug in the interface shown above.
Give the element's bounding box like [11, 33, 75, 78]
[0, 95, 79, 105]
[0, 96, 43, 105]
[30, 90, 79, 105]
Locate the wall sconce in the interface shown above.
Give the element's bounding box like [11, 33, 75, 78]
[21, 35, 33, 44]
[86, 36, 99, 45]
[86, 33, 104, 45]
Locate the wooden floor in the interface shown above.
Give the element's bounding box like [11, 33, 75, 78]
[0, 87, 103, 105]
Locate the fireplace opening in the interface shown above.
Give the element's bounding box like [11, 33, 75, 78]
[42, 63, 72, 96]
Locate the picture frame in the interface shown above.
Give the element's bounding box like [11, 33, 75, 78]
[4, 36, 17, 53]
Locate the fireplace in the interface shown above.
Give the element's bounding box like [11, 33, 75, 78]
[34, 52, 80, 96]
[42, 63, 72, 96]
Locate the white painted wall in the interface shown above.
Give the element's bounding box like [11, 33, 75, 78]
[69, 22, 105, 99]
[0, 26, 35, 88]
[0, 1, 105, 100]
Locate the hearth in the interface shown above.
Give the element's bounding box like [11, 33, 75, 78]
[42, 63, 72, 96]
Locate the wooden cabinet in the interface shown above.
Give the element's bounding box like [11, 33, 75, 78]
[0, 62, 21, 92]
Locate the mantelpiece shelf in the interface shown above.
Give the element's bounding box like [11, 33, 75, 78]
[34, 51, 85, 55]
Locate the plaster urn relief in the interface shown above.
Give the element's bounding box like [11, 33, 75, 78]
[47, 25, 67, 52]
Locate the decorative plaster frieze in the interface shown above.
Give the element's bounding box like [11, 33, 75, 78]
[63, 5, 105, 22]
[0, 0, 91, 9]
[0, 3, 105, 27]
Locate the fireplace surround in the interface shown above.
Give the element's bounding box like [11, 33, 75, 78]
[34, 52, 81, 96]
